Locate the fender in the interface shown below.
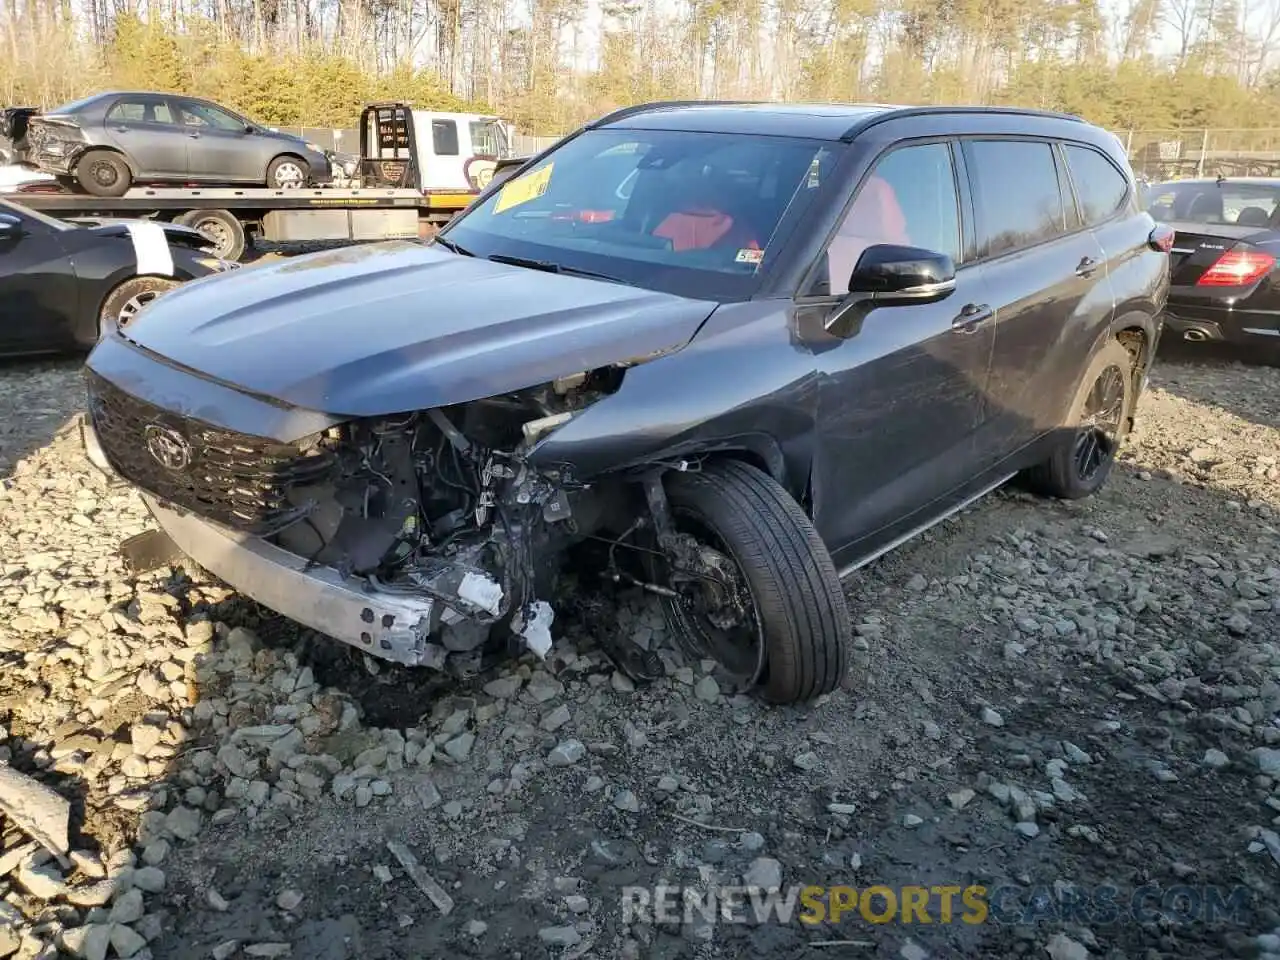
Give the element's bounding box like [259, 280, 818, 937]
[65, 144, 136, 177]
[527, 301, 820, 499]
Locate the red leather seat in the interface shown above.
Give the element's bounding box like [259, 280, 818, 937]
[824, 175, 910, 292]
[844, 175, 909, 244]
[651, 175, 762, 252]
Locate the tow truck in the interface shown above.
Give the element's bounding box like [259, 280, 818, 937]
[2, 103, 516, 260]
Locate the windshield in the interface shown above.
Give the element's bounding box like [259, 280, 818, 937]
[442, 128, 837, 300]
[0, 198, 73, 231]
[469, 120, 510, 158]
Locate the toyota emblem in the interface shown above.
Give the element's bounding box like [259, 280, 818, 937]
[144, 423, 192, 471]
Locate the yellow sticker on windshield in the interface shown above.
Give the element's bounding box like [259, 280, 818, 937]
[494, 163, 554, 214]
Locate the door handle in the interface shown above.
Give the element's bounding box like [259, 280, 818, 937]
[951, 303, 993, 334]
[1075, 256, 1099, 277]
[187, 131, 200, 139]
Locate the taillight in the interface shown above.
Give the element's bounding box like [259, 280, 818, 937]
[1196, 247, 1277, 286]
[1148, 224, 1175, 253]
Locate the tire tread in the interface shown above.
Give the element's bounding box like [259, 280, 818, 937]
[666, 461, 850, 703]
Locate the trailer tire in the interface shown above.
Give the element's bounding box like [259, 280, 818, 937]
[176, 209, 246, 261]
[76, 150, 132, 198]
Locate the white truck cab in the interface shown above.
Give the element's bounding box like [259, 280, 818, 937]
[412, 111, 513, 190]
[362, 104, 513, 193]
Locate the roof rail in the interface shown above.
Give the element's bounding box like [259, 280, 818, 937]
[585, 100, 759, 129]
[840, 104, 1085, 141]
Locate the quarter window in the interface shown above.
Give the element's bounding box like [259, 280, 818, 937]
[817, 142, 961, 297]
[969, 139, 1067, 257]
[1064, 144, 1130, 225]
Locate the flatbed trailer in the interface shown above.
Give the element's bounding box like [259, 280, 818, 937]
[4, 102, 512, 260]
[12, 183, 478, 260]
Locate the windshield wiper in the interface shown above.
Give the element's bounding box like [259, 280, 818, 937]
[432, 235, 473, 256]
[486, 253, 633, 286]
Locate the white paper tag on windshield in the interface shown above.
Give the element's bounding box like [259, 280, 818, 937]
[735, 248, 764, 264]
[125, 221, 174, 278]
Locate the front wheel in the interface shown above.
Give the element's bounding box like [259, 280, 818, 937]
[99, 276, 179, 336]
[267, 156, 309, 189]
[1021, 338, 1136, 499]
[659, 461, 851, 704]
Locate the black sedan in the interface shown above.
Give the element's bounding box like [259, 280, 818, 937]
[1146, 177, 1280, 353]
[0, 197, 234, 357]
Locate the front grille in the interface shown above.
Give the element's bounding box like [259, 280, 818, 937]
[85, 371, 338, 536]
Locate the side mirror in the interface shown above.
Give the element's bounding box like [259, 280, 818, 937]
[848, 244, 956, 303]
[245, 125, 255, 135]
[0, 213, 21, 239]
[822, 243, 956, 338]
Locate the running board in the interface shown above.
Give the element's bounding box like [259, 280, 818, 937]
[837, 472, 1017, 579]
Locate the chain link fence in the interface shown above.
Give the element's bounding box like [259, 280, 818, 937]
[512, 134, 560, 155]
[282, 123, 1280, 179]
[1119, 129, 1280, 181]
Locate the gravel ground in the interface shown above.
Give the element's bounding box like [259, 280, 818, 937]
[0, 345, 1277, 960]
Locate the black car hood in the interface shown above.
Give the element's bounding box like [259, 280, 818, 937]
[114, 241, 718, 418]
[72, 218, 213, 251]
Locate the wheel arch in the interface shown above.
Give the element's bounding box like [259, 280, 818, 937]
[637, 435, 808, 509]
[72, 144, 136, 177]
[266, 152, 310, 181]
[1108, 309, 1159, 362]
[93, 272, 181, 337]
[1109, 311, 1159, 432]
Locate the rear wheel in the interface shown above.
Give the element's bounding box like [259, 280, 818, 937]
[99, 276, 179, 336]
[75, 150, 131, 198]
[658, 461, 851, 704]
[1021, 338, 1135, 499]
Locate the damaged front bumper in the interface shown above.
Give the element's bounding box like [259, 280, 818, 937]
[142, 495, 463, 669]
[85, 413, 481, 669]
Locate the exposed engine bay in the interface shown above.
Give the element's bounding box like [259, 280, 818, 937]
[266, 369, 631, 673]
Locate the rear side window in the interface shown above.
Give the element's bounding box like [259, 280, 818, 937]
[106, 98, 174, 126]
[1064, 145, 1130, 225]
[968, 139, 1067, 257]
[1146, 182, 1280, 227]
[432, 120, 459, 156]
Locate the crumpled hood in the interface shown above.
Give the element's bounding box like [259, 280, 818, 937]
[107, 241, 718, 418]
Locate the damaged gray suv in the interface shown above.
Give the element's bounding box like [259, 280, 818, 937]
[80, 101, 1170, 704]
